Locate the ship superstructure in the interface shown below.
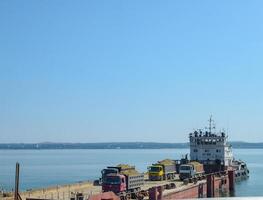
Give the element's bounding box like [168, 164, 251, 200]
[189, 116, 249, 179]
[189, 116, 233, 167]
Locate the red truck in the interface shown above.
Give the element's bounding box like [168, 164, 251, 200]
[101, 164, 144, 199]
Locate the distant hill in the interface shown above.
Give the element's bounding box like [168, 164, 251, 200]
[0, 142, 263, 149]
[230, 141, 263, 149]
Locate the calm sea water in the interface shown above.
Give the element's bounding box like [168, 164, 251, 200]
[0, 149, 262, 197]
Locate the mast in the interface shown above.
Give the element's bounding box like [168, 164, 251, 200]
[208, 115, 215, 134]
[209, 115, 212, 133]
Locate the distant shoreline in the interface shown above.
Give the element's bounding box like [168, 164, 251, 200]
[0, 142, 263, 149]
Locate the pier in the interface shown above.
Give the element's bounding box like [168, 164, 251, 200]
[2, 170, 235, 200]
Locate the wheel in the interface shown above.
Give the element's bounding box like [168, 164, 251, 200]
[120, 195, 126, 200]
[126, 193, 131, 200]
[172, 173, 175, 180]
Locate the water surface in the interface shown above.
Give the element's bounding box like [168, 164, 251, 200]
[0, 149, 262, 197]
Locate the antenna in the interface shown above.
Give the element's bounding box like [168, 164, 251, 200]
[208, 115, 216, 134]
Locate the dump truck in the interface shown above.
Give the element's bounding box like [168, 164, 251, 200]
[148, 159, 177, 181]
[179, 161, 205, 180]
[101, 164, 145, 199]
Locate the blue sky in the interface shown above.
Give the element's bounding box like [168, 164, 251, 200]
[0, 1, 263, 142]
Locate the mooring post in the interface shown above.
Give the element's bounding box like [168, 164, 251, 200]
[228, 170, 235, 192]
[206, 174, 215, 198]
[14, 162, 20, 200]
[149, 187, 158, 200]
[198, 183, 204, 198]
[157, 186, 163, 200]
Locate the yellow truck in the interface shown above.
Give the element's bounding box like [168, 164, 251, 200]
[148, 159, 177, 181]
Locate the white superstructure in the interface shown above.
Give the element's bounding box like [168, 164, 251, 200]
[189, 116, 233, 166]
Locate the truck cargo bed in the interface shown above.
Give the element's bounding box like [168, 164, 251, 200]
[126, 174, 144, 190]
[163, 164, 176, 174]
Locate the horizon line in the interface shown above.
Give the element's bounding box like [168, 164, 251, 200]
[0, 141, 263, 144]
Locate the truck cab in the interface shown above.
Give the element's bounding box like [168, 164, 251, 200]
[102, 174, 126, 194]
[179, 164, 194, 180]
[148, 165, 164, 181]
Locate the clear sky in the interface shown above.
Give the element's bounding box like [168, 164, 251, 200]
[1, 1, 263, 143]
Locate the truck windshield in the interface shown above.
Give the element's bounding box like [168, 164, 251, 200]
[102, 169, 117, 176]
[180, 165, 191, 170]
[150, 166, 161, 172]
[105, 176, 121, 184]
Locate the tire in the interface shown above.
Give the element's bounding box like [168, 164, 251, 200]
[172, 173, 175, 180]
